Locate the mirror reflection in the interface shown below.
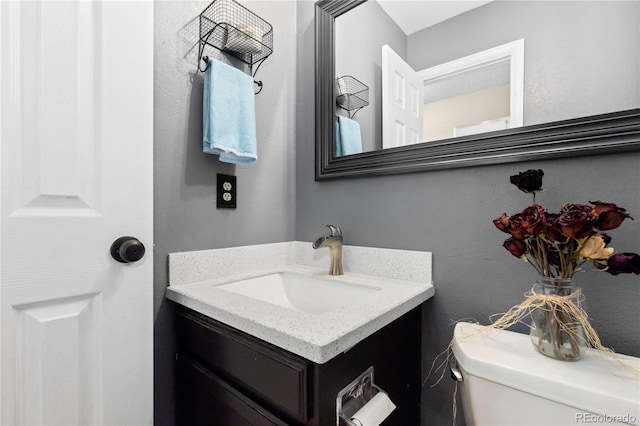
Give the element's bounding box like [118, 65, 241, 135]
[334, 0, 639, 157]
[423, 61, 510, 141]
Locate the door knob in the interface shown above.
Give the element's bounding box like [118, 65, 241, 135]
[111, 236, 146, 263]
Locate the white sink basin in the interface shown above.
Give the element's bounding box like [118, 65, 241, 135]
[217, 272, 381, 314]
[167, 242, 434, 363]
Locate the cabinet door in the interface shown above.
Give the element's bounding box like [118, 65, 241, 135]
[176, 308, 310, 422]
[177, 354, 289, 426]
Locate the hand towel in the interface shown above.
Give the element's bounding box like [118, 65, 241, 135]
[203, 58, 257, 164]
[336, 116, 363, 157]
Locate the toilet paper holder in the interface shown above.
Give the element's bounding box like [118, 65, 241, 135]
[336, 366, 385, 426]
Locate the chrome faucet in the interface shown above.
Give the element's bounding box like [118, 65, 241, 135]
[312, 224, 343, 275]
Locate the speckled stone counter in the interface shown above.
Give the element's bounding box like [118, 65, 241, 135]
[166, 241, 434, 364]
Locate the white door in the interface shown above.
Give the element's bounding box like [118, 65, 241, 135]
[1, 1, 153, 425]
[381, 44, 424, 149]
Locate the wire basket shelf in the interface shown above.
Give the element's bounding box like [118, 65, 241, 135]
[335, 75, 369, 112]
[199, 0, 273, 69]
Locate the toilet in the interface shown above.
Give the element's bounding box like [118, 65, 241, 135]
[452, 322, 640, 426]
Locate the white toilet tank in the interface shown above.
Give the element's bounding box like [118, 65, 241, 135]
[452, 322, 640, 426]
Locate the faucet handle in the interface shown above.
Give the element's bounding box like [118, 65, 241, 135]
[322, 224, 343, 237]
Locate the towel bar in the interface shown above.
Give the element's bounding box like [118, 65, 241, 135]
[201, 56, 263, 94]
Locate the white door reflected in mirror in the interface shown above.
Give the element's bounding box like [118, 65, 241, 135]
[381, 44, 424, 149]
[418, 39, 524, 142]
[382, 39, 524, 145]
[423, 59, 511, 141]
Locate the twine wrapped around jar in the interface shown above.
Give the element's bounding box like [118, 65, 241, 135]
[486, 278, 610, 359]
[528, 276, 586, 360]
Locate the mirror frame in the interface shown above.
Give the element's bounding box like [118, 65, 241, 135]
[315, 0, 640, 180]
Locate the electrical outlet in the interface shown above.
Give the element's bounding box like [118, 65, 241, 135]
[217, 174, 237, 209]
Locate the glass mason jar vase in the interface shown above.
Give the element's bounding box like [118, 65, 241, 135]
[529, 276, 587, 361]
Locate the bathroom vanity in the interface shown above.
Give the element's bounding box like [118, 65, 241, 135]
[167, 242, 434, 426]
[175, 304, 422, 425]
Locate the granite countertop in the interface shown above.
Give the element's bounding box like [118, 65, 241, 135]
[166, 242, 434, 364]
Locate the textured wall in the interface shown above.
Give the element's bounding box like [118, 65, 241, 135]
[296, 2, 640, 425]
[153, 1, 296, 423]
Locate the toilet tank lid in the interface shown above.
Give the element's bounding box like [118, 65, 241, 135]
[452, 322, 640, 422]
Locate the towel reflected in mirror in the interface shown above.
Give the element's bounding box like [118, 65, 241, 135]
[336, 116, 363, 157]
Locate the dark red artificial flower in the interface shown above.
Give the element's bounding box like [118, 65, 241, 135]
[557, 203, 596, 239]
[606, 253, 640, 275]
[542, 213, 568, 243]
[503, 237, 527, 257]
[493, 213, 528, 240]
[520, 204, 547, 235]
[590, 200, 633, 231]
[510, 169, 544, 193]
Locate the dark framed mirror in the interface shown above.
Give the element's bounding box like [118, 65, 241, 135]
[315, 0, 640, 180]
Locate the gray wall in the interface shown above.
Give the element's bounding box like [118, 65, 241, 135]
[153, 2, 296, 424]
[408, 0, 640, 126]
[297, 2, 639, 425]
[153, 1, 639, 425]
[335, 1, 406, 151]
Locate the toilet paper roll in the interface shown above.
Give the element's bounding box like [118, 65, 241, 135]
[350, 392, 396, 426]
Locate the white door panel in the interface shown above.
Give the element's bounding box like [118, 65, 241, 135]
[1, 1, 153, 425]
[382, 45, 424, 148]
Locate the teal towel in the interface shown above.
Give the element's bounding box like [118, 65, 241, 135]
[336, 116, 362, 157]
[203, 59, 257, 164]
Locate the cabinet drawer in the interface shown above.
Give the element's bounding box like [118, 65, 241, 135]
[177, 354, 288, 426]
[176, 308, 310, 423]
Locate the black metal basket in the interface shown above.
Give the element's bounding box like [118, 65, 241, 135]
[336, 75, 369, 112]
[199, 0, 273, 69]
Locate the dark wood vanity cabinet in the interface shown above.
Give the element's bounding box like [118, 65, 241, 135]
[175, 305, 422, 426]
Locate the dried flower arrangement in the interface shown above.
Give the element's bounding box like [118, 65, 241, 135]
[494, 169, 640, 279]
